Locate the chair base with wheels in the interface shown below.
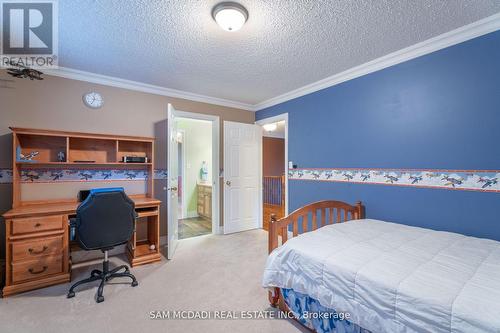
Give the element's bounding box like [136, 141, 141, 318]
[67, 188, 139, 303]
[67, 250, 138, 303]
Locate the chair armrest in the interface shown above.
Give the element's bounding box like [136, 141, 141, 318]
[69, 217, 78, 241]
[69, 217, 78, 227]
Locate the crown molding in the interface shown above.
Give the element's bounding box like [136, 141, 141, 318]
[254, 13, 500, 111]
[42, 13, 500, 113]
[43, 67, 255, 111]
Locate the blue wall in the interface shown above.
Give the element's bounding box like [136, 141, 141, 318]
[256, 31, 500, 240]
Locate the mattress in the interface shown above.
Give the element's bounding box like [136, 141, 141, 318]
[262, 219, 500, 333]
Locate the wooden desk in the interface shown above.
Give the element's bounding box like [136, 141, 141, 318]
[2, 196, 162, 297]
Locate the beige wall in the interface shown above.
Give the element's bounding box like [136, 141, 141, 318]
[0, 70, 255, 259]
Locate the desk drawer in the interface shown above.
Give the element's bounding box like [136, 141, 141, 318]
[12, 255, 63, 283]
[12, 236, 63, 261]
[11, 215, 64, 235]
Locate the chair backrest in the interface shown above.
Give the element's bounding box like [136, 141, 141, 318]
[75, 188, 136, 251]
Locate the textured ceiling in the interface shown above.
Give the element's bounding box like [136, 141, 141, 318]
[59, 0, 500, 105]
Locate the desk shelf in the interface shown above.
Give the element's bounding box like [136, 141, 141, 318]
[10, 127, 156, 208]
[14, 132, 153, 165]
[2, 127, 162, 297]
[135, 241, 158, 257]
[127, 212, 162, 267]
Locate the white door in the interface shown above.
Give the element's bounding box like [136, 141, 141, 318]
[223, 121, 262, 234]
[167, 104, 179, 259]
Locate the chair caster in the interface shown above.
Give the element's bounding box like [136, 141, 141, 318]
[131, 281, 138, 287]
[97, 296, 105, 303]
[67, 291, 75, 298]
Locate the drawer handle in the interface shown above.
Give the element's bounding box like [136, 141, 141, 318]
[29, 266, 48, 275]
[34, 223, 42, 228]
[28, 246, 48, 255]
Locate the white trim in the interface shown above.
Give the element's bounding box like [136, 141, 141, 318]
[166, 104, 179, 259]
[259, 126, 263, 228]
[184, 211, 199, 219]
[43, 66, 255, 111]
[172, 110, 222, 235]
[256, 113, 289, 216]
[176, 129, 187, 219]
[178, 232, 214, 241]
[254, 13, 500, 111]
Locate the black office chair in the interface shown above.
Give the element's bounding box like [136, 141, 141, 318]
[67, 188, 138, 303]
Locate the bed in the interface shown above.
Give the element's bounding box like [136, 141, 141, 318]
[262, 200, 500, 333]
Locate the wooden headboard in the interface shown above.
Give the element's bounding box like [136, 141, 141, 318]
[268, 200, 365, 253]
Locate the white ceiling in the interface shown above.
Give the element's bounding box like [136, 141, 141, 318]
[58, 1, 500, 107]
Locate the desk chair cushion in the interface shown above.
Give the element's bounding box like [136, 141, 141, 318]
[75, 188, 136, 251]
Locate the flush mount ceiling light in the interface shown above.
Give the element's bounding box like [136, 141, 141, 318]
[263, 123, 277, 132]
[212, 2, 248, 32]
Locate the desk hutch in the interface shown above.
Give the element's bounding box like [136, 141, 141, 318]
[2, 128, 162, 297]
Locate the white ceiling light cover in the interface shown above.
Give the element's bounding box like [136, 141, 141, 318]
[263, 123, 278, 132]
[212, 2, 248, 32]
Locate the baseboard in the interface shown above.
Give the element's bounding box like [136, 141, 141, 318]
[214, 225, 223, 235]
[185, 211, 199, 219]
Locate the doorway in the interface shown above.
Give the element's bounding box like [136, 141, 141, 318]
[176, 117, 214, 239]
[256, 114, 288, 230]
[167, 104, 221, 259]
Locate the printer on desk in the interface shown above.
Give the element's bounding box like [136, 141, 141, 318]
[122, 156, 148, 163]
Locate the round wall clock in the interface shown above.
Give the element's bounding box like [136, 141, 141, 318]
[83, 91, 104, 109]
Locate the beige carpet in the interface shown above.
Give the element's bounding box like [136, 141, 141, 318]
[0, 230, 307, 333]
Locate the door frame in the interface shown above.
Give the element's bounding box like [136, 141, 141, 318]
[176, 129, 187, 219]
[171, 110, 221, 235]
[256, 113, 289, 218]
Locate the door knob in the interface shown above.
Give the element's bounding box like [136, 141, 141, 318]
[225, 180, 231, 186]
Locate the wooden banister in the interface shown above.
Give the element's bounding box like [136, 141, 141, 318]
[263, 175, 285, 206]
[281, 175, 285, 207]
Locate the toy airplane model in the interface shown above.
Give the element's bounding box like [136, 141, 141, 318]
[15, 146, 40, 163]
[19, 151, 40, 161]
[7, 61, 44, 80]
